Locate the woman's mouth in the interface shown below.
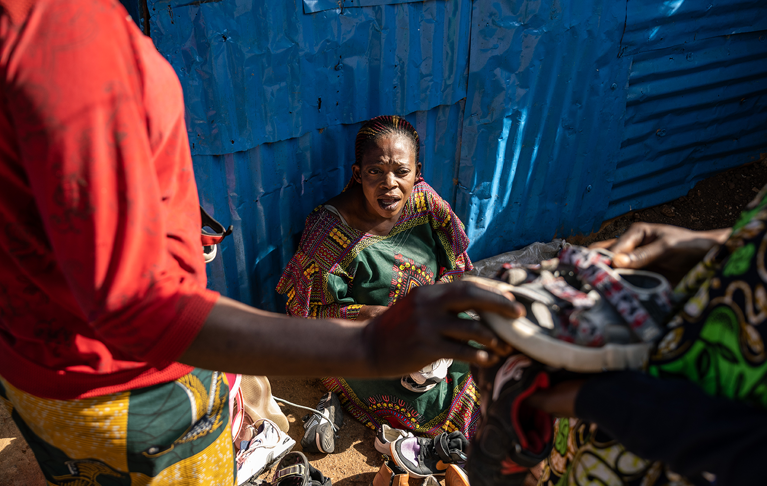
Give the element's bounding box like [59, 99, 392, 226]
[377, 197, 401, 212]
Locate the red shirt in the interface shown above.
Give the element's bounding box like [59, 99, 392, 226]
[0, 0, 219, 399]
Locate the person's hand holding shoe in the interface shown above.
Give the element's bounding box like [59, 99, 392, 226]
[591, 223, 730, 284]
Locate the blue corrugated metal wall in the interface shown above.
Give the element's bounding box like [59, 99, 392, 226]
[140, 0, 767, 311]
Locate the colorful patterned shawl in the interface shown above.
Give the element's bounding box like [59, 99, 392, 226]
[276, 181, 473, 319]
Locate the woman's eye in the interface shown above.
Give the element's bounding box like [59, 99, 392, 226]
[398, 169, 410, 175]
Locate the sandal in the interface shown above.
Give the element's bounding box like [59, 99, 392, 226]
[273, 452, 332, 486]
[467, 245, 674, 372]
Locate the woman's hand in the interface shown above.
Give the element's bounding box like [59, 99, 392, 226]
[363, 281, 523, 376]
[590, 223, 730, 283]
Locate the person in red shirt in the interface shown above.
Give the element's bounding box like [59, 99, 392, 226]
[0, 0, 521, 484]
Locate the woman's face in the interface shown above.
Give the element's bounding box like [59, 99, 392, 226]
[353, 134, 420, 220]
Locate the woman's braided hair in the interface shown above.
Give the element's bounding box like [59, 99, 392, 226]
[354, 115, 420, 167]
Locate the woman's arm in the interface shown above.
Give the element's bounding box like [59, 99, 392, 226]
[180, 281, 518, 378]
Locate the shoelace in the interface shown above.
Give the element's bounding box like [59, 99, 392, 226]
[273, 396, 340, 433]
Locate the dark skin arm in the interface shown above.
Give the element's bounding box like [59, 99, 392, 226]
[179, 281, 520, 378]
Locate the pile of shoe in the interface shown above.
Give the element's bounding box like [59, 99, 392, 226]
[463, 245, 676, 486]
[372, 424, 470, 486]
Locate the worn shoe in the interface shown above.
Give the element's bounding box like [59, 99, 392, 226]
[466, 354, 553, 486]
[236, 419, 296, 485]
[273, 451, 332, 486]
[390, 431, 468, 478]
[370, 457, 409, 486]
[402, 359, 453, 392]
[374, 424, 414, 455]
[468, 245, 673, 372]
[301, 392, 343, 454]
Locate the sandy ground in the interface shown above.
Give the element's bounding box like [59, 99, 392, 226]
[2, 158, 766, 486]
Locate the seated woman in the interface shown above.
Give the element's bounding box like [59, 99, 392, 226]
[276, 116, 480, 438]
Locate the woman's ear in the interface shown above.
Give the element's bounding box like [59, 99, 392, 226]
[352, 164, 362, 183]
[416, 162, 422, 179]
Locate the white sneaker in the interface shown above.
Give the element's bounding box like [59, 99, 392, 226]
[374, 424, 414, 455]
[236, 418, 295, 485]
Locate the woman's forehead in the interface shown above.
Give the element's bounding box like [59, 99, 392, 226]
[362, 135, 415, 162]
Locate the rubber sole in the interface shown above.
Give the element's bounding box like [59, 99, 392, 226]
[482, 311, 651, 372]
[388, 442, 447, 479]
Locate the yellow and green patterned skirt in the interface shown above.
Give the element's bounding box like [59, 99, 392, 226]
[0, 369, 235, 486]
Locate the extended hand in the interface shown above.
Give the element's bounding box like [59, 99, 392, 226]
[591, 223, 730, 283]
[364, 281, 524, 376]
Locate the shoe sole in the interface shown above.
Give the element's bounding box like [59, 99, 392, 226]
[388, 443, 446, 479]
[482, 311, 651, 372]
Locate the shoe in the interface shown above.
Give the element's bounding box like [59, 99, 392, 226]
[273, 451, 332, 486]
[466, 354, 553, 486]
[390, 431, 468, 478]
[301, 392, 343, 454]
[466, 245, 673, 372]
[403, 359, 453, 392]
[375, 424, 414, 455]
[236, 419, 296, 485]
[371, 457, 409, 486]
[445, 465, 469, 486]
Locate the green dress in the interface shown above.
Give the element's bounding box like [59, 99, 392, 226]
[276, 181, 481, 438]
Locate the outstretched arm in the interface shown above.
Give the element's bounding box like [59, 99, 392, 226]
[180, 281, 519, 378]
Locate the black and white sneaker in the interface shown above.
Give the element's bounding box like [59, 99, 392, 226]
[301, 392, 343, 454]
[390, 431, 468, 478]
[466, 354, 553, 486]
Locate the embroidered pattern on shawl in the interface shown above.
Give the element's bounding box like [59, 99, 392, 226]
[275, 181, 473, 319]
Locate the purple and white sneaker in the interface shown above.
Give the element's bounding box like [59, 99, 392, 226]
[390, 431, 468, 479]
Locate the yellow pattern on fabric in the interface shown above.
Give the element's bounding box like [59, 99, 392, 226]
[52, 460, 125, 485]
[129, 423, 235, 486]
[0, 378, 129, 473]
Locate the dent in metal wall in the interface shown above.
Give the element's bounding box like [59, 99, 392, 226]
[456, 0, 631, 261]
[148, 0, 470, 156]
[607, 31, 767, 219]
[197, 101, 465, 311]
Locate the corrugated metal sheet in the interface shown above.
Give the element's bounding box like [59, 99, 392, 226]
[304, 0, 422, 15]
[455, 0, 632, 261]
[607, 31, 767, 219]
[147, 0, 470, 155]
[139, 0, 767, 307]
[197, 101, 464, 311]
[620, 0, 767, 56]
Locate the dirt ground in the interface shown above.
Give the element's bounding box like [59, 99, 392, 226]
[1, 158, 766, 486]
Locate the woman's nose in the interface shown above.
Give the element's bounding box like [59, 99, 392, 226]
[381, 172, 396, 188]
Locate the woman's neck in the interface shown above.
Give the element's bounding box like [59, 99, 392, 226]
[329, 187, 404, 236]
